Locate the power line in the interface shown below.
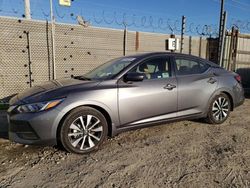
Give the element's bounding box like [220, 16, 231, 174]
[0, 0, 223, 36]
[231, 0, 250, 8]
[212, 0, 250, 11]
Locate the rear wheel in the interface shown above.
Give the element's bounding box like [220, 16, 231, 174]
[205, 93, 231, 124]
[60, 107, 108, 154]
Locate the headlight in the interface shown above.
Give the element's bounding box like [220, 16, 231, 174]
[14, 99, 64, 114]
[7, 105, 17, 113]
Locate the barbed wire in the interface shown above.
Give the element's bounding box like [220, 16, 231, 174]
[1, 0, 250, 36]
[72, 9, 220, 37]
[228, 18, 250, 33]
[65, 8, 250, 36]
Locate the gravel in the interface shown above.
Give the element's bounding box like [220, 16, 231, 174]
[0, 99, 250, 188]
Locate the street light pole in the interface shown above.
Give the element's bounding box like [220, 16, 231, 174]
[50, 0, 56, 79]
[24, 0, 31, 19]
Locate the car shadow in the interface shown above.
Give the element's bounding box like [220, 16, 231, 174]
[245, 93, 250, 99]
[191, 118, 208, 124]
[0, 110, 8, 139]
[237, 68, 250, 98]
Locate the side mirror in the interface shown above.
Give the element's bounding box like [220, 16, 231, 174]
[124, 72, 144, 82]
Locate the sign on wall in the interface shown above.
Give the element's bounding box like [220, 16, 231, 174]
[59, 0, 71, 7]
[167, 38, 180, 51]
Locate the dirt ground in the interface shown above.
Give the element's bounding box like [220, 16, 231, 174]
[0, 99, 250, 188]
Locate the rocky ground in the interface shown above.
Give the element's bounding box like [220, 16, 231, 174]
[0, 99, 250, 188]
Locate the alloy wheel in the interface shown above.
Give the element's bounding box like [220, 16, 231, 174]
[212, 97, 229, 122]
[67, 115, 103, 151]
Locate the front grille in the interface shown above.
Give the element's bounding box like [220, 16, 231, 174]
[9, 120, 33, 132]
[9, 120, 39, 140]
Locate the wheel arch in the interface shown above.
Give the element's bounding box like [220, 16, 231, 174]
[56, 104, 114, 145]
[221, 91, 234, 111]
[206, 88, 235, 115]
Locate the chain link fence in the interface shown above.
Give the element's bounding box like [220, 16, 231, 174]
[0, 16, 216, 99]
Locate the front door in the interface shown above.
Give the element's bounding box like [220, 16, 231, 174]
[118, 56, 178, 127]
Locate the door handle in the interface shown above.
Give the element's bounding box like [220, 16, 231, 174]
[207, 78, 217, 84]
[164, 84, 176, 90]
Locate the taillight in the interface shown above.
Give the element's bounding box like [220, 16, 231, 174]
[235, 75, 241, 83]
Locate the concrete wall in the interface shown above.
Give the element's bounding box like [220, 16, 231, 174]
[0, 16, 209, 99]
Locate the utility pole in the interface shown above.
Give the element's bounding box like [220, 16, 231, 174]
[218, 0, 225, 65]
[50, 0, 56, 79]
[24, 0, 31, 19]
[219, 11, 227, 67]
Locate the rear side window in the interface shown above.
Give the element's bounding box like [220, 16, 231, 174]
[175, 58, 210, 76]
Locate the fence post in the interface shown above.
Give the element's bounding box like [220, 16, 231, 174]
[135, 31, 139, 51]
[25, 31, 33, 87]
[46, 21, 51, 80]
[228, 28, 233, 71]
[232, 29, 239, 71]
[189, 36, 192, 55]
[180, 16, 186, 53]
[228, 27, 239, 71]
[123, 22, 127, 56]
[199, 36, 202, 57]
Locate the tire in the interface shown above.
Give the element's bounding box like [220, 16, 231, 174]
[205, 93, 231, 124]
[60, 107, 108, 154]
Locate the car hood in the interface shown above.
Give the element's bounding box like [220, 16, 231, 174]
[9, 78, 100, 105]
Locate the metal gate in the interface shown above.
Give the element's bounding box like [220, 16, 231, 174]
[223, 27, 250, 70]
[223, 27, 250, 91]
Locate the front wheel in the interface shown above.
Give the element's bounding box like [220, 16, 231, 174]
[205, 93, 231, 124]
[60, 107, 108, 154]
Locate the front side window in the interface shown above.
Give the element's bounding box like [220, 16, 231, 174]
[129, 57, 171, 80]
[175, 58, 210, 76]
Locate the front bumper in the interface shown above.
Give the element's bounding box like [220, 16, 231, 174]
[8, 108, 64, 146]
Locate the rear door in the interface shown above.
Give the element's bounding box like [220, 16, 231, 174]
[174, 55, 218, 116]
[118, 55, 177, 127]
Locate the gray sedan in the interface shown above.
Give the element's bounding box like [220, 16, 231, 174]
[7, 52, 245, 154]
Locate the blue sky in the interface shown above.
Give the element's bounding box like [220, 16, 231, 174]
[0, 0, 250, 36]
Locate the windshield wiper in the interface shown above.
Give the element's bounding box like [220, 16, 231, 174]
[73, 76, 92, 81]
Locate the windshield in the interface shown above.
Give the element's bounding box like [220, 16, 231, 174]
[83, 57, 136, 80]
